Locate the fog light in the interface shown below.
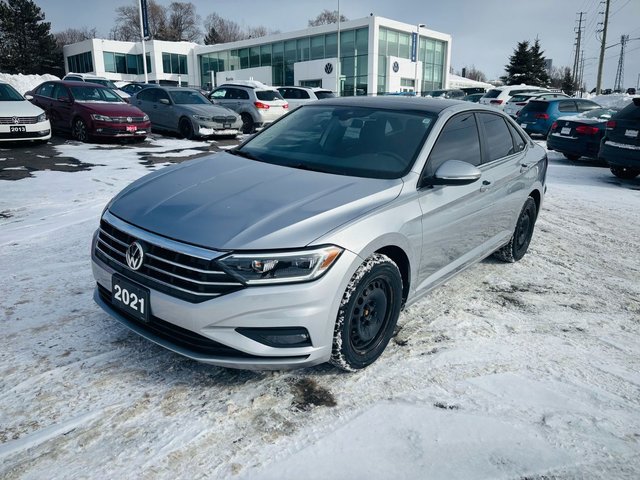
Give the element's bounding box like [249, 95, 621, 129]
[236, 327, 312, 348]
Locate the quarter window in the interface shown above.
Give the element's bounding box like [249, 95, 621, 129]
[477, 113, 515, 162]
[424, 113, 481, 178]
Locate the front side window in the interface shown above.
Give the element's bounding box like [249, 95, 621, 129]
[423, 113, 481, 178]
[235, 105, 436, 179]
[36, 83, 55, 98]
[477, 113, 515, 162]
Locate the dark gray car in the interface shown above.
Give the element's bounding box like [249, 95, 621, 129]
[92, 97, 547, 371]
[133, 86, 242, 139]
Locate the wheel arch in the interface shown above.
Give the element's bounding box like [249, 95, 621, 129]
[529, 188, 542, 218]
[374, 245, 410, 306]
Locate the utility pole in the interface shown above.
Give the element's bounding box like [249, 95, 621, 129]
[572, 12, 585, 87]
[613, 35, 629, 92]
[578, 51, 585, 96]
[596, 0, 611, 94]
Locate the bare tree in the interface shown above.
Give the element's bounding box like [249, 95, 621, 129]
[54, 27, 97, 47]
[203, 13, 243, 44]
[112, 0, 167, 41]
[308, 9, 347, 27]
[462, 65, 487, 83]
[164, 2, 200, 42]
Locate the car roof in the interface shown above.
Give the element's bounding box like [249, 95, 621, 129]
[48, 80, 109, 88]
[307, 95, 494, 115]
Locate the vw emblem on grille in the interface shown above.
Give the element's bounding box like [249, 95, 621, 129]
[126, 117, 133, 123]
[126, 241, 144, 271]
[324, 62, 333, 74]
[12, 116, 19, 124]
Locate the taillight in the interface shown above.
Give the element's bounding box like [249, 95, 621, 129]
[282, 103, 289, 109]
[535, 113, 550, 120]
[606, 120, 616, 130]
[551, 121, 558, 131]
[575, 125, 599, 135]
[254, 101, 270, 109]
[490, 100, 503, 105]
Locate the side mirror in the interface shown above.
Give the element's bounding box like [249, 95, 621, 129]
[25, 94, 33, 100]
[159, 98, 170, 105]
[421, 160, 482, 187]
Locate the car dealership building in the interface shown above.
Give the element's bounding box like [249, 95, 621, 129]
[63, 16, 452, 96]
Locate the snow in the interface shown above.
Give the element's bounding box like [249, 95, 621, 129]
[1, 137, 640, 479]
[0, 73, 60, 95]
[585, 92, 639, 109]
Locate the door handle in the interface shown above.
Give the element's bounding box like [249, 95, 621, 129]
[480, 180, 491, 192]
[520, 162, 535, 173]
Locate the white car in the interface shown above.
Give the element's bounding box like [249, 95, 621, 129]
[63, 73, 131, 102]
[504, 92, 569, 119]
[0, 81, 51, 143]
[479, 85, 548, 110]
[276, 86, 335, 109]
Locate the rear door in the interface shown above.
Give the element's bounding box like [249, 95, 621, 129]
[52, 84, 73, 129]
[134, 88, 157, 125]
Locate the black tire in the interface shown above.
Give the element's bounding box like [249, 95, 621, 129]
[494, 197, 537, 263]
[179, 118, 194, 140]
[72, 117, 89, 142]
[610, 166, 640, 179]
[563, 153, 580, 161]
[330, 254, 403, 371]
[240, 113, 254, 134]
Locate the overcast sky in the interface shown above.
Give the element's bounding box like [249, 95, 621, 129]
[38, 0, 640, 89]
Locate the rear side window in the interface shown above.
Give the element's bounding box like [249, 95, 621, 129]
[424, 113, 481, 177]
[558, 100, 577, 112]
[576, 100, 600, 112]
[256, 90, 284, 101]
[477, 113, 515, 162]
[226, 88, 249, 100]
[507, 122, 527, 152]
[484, 90, 501, 99]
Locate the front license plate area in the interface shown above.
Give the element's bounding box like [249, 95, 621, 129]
[126, 125, 137, 132]
[561, 127, 571, 135]
[112, 274, 150, 322]
[10, 126, 26, 132]
[625, 129, 638, 138]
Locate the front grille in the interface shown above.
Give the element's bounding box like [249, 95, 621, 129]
[212, 116, 237, 124]
[95, 219, 245, 303]
[97, 284, 309, 361]
[0, 116, 39, 125]
[96, 128, 147, 135]
[108, 116, 147, 123]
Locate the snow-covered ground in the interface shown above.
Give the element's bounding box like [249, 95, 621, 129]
[1, 137, 639, 479]
[0, 73, 60, 95]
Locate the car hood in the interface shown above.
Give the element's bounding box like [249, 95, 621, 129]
[77, 102, 146, 117]
[177, 104, 238, 118]
[108, 152, 403, 250]
[0, 99, 44, 116]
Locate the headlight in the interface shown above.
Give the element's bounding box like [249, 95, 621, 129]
[91, 114, 113, 122]
[142, 114, 149, 121]
[193, 115, 211, 122]
[36, 113, 47, 123]
[219, 246, 343, 285]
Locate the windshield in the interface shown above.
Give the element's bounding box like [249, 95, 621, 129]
[235, 105, 437, 179]
[0, 83, 24, 101]
[70, 86, 124, 103]
[169, 90, 210, 105]
[89, 79, 118, 89]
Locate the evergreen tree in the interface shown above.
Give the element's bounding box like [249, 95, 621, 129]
[203, 25, 220, 45]
[529, 39, 550, 86]
[561, 67, 575, 95]
[501, 41, 532, 85]
[0, 0, 61, 75]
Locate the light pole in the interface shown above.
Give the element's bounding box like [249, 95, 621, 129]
[414, 23, 425, 96]
[336, 0, 341, 96]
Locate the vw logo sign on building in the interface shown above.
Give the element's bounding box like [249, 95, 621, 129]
[126, 241, 145, 271]
[392, 61, 400, 73]
[324, 62, 333, 74]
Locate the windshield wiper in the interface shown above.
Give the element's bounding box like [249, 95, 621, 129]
[229, 149, 260, 161]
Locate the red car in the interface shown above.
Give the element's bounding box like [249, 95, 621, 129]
[26, 80, 151, 142]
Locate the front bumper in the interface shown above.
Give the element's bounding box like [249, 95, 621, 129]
[0, 120, 51, 142]
[92, 120, 151, 138]
[91, 234, 359, 370]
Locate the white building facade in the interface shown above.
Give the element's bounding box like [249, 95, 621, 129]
[63, 16, 451, 96]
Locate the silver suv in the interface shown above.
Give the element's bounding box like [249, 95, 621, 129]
[209, 81, 288, 134]
[92, 97, 547, 371]
[277, 86, 335, 109]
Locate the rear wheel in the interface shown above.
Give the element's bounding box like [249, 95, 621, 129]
[240, 113, 254, 134]
[610, 166, 640, 179]
[72, 118, 89, 142]
[330, 254, 403, 371]
[563, 153, 580, 161]
[179, 118, 194, 140]
[494, 197, 537, 263]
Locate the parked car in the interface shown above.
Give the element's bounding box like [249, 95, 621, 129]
[504, 92, 568, 118]
[423, 89, 466, 99]
[460, 87, 487, 95]
[91, 97, 547, 371]
[547, 107, 619, 161]
[276, 86, 335, 109]
[26, 81, 150, 142]
[518, 98, 600, 136]
[120, 83, 154, 96]
[598, 97, 640, 179]
[0, 80, 51, 143]
[479, 85, 548, 110]
[133, 86, 241, 139]
[461, 93, 484, 103]
[209, 81, 288, 134]
[63, 73, 131, 102]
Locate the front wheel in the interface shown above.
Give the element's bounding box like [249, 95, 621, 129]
[494, 197, 537, 263]
[330, 254, 403, 371]
[179, 118, 195, 140]
[240, 113, 254, 134]
[610, 166, 640, 179]
[72, 118, 89, 142]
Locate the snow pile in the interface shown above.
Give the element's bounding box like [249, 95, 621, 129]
[586, 93, 638, 109]
[0, 72, 60, 94]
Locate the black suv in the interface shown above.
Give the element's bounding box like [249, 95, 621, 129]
[599, 97, 640, 179]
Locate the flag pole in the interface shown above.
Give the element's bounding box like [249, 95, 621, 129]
[139, 0, 148, 83]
